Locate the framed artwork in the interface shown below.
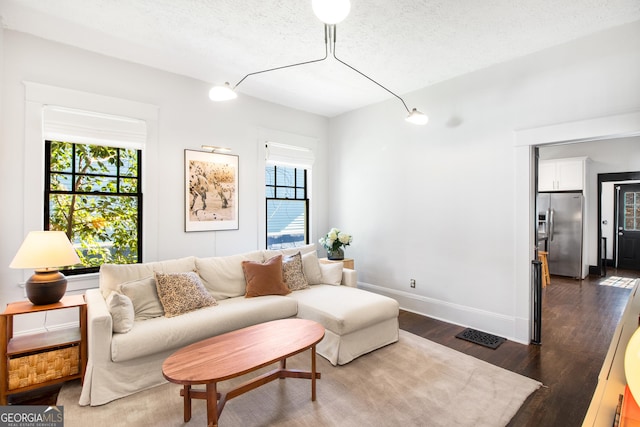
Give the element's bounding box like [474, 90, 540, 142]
[185, 149, 239, 232]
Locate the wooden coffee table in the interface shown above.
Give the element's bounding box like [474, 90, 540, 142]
[162, 318, 325, 427]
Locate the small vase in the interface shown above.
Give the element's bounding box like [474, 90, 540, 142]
[327, 247, 344, 260]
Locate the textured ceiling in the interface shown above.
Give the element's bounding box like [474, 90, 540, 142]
[1, 0, 639, 117]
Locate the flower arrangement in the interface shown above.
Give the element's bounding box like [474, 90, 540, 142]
[319, 228, 353, 252]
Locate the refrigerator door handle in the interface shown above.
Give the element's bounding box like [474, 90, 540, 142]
[544, 208, 550, 237]
[549, 209, 555, 242]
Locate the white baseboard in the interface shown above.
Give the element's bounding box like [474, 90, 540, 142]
[13, 321, 80, 338]
[358, 282, 530, 345]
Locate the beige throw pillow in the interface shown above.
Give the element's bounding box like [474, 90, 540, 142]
[154, 272, 217, 317]
[106, 291, 134, 333]
[119, 276, 165, 320]
[320, 262, 343, 286]
[282, 252, 309, 291]
[301, 251, 323, 284]
[242, 255, 291, 298]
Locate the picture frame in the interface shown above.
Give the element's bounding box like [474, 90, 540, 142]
[185, 149, 239, 232]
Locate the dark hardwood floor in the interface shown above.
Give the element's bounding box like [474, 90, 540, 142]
[400, 268, 639, 427]
[9, 269, 639, 427]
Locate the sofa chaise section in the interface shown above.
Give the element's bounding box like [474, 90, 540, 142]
[288, 284, 399, 365]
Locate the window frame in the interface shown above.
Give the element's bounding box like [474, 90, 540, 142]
[265, 164, 310, 249]
[44, 140, 143, 275]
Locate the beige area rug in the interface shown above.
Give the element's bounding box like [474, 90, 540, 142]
[58, 330, 541, 427]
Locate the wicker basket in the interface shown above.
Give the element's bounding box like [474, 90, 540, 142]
[8, 345, 79, 390]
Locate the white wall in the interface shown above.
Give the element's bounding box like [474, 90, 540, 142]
[540, 137, 640, 267]
[0, 30, 329, 332]
[329, 21, 640, 342]
[2, 21, 639, 342]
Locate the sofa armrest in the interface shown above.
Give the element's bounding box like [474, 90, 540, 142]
[341, 268, 357, 287]
[85, 288, 113, 364]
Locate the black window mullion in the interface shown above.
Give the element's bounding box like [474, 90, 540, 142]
[44, 140, 143, 274]
[136, 147, 143, 264]
[265, 164, 309, 249]
[116, 147, 120, 193]
[43, 141, 52, 229]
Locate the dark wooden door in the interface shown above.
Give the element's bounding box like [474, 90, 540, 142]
[617, 184, 640, 270]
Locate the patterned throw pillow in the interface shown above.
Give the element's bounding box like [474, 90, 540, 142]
[242, 255, 291, 298]
[154, 272, 217, 317]
[282, 252, 309, 291]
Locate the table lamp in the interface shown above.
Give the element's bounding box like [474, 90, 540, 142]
[9, 231, 81, 305]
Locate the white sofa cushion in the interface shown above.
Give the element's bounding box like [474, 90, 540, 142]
[100, 263, 155, 299]
[154, 257, 197, 274]
[99, 257, 196, 299]
[195, 250, 264, 300]
[110, 295, 298, 362]
[287, 285, 399, 336]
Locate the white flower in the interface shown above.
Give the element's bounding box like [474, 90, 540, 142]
[338, 232, 351, 244]
[319, 228, 352, 251]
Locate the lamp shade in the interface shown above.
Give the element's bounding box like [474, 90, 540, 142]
[405, 108, 429, 125]
[10, 231, 80, 270]
[209, 83, 238, 101]
[312, 0, 351, 24]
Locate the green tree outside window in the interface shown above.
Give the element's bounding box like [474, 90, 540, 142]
[45, 141, 142, 273]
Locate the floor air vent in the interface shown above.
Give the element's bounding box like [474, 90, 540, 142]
[455, 328, 506, 349]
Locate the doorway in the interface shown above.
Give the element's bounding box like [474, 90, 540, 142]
[598, 172, 640, 274]
[616, 183, 640, 270]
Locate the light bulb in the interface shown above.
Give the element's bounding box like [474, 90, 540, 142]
[312, 0, 351, 25]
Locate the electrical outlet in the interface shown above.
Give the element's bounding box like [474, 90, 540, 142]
[410, 279, 416, 288]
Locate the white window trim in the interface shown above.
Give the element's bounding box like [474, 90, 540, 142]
[257, 127, 318, 250]
[43, 105, 147, 148]
[23, 82, 159, 291]
[265, 141, 315, 168]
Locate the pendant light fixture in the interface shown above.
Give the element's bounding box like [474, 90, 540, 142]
[312, 0, 351, 25]
[210, 0, 428, 125]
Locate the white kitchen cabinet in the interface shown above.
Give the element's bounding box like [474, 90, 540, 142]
[539, 157, 586, 191]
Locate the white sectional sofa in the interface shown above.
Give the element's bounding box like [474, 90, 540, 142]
[79, 244, 399, 406]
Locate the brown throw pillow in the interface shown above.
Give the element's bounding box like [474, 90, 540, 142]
[154, 272, 217, 317]
[242, 255, 291, 298]
[282, 252, 309, 291]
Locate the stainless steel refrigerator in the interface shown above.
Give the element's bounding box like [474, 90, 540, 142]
[537, 192, 584, 278]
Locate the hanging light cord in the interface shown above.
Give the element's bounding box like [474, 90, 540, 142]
[328, 25, 412, 114]
[230, 24, 413, 116]
[231, 26, 330, 90]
